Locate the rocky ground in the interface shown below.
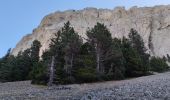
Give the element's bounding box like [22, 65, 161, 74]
[0, 72, 170, 100]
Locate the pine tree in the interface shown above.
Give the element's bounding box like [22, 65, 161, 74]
[106, 38, 125, 80]
[0, 48, 33, 81]
[166, 54, 170, 62]
[45, 21, 82, 85]
[128, 28, 150, 74]
[46, 30, 63, 86]
[30, 40, 41, 64]
[18, 40, 42, 81]
[150, 57, 169, 72]
[28, 40, 50, 84]
[86, 22, 112, 74]
[74, 42, 97, 83]
[59, 21, 83, 83]
[122, 37, 144, 77]
[17, 49, 32, 80]
[0, 48, 11, 66]
[30, 61, 48, 85]
[0, 54, 16, 82]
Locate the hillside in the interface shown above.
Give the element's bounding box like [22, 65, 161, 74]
[12, 5, 170, 57]
[0, 72, 170, 100]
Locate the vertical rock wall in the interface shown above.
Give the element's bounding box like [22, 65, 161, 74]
[12, 5, 170, 57]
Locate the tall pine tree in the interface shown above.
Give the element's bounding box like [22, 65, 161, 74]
[30, 40, 41, 64]
[86, 22, 112, 74]
[128, 29, 150, 75]
[45, 21, 83, 85]
[122, 37, 143, 77]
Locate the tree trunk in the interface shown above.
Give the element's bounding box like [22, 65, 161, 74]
[48, 56, 55, 86]
[96, 47, 100, 73]
[70, 53, 74, 76]
[108, 63, 114, 74]
[64, 56, 69, 74]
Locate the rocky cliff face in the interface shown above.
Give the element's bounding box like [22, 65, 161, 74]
[11, 5, 170, 57]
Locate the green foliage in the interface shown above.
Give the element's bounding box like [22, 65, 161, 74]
[78, 43, 96, 68]
[0, 52, 32, 82]
[0, 40, 41, 82]
[86, 22, 112, 49]
[150, 57, 169, 72]
[75, 67, 97, 83]
[86, 22, 113, 74]
[104, 38, 125, 80]
[129, 29, 147, 55]
[30, 62, 48, 85]
[113, 66, 125, 80]
[74, 43, 97, 83]
[59, 21, 82, 76]
[79, 42, 94, 55]
[122, 37, 144, 77]
[166, 54, 170, 62]
[0, 48, 11, 70]
[30, 40, 41, 64]
[128, 29, 150, 75]
[0, 55, 16, 82]
[1, 22, 168, 85]
[43, 21, 83, 85]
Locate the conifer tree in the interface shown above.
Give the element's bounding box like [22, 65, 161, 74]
[122, 37, 143, 77]
[45, 30, 63, 85]
[86, 22, 112, 74]
[74, 42, 97, 83]
[59, 21, 82, 83]
[0, 48, 11, 69]
[46, 21, 82, 85]
[150, 57, 169, 72]
[128, 28, 150, 74]
[30, 40, 41, 64]
[41, 33, 58, 85]
[106, 38, 125, 80]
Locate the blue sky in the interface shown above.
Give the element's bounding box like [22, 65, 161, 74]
[0, 0, 170, 57]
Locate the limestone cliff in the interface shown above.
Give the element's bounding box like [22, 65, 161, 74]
[11, 5, 170, 57]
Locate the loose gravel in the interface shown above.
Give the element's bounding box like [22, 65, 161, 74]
[1, 72, 170, 100]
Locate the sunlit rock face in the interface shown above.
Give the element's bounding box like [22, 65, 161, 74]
[11, 5, 170, 57]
